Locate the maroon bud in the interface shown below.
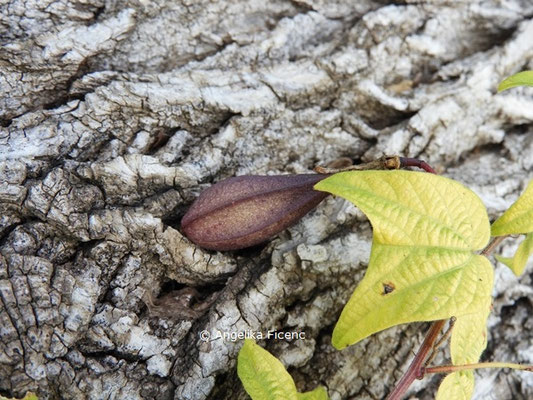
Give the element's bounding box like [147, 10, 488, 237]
[181, 174, 329, 251]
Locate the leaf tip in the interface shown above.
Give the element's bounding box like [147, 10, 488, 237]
[497, 82, 508, 93]
[497, 71, 533, 93]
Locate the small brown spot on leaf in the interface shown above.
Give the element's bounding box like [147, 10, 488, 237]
[382, 282, 395, 295]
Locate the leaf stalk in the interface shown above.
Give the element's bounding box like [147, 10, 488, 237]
[424, 362, 533, 374]
[480, 235, 508, 256]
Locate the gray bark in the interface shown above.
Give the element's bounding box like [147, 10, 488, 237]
[1, 1, 533, 399]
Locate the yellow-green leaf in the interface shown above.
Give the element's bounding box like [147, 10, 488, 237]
[238, 339, 298, 400]
[491, 180, 533, 236]
[498, 71, 533, 92]
[0, 394, 38, 400]
[436, 371, 474, 400]
[314, 171, 492, 349]
[432, 308, 489, 400]
[451, 309, 490, 366]
[495, 233, 533, 276]
[297, 386, 329, 400]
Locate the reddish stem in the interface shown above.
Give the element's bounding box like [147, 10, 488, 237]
[399, 157, 437, 174]
[480, 235, 508, 256]
[385, 320, 447, 400]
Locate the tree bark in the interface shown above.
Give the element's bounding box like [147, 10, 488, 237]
[1, 1, 532, 399]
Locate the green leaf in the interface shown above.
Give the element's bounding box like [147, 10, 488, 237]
[436, 306, 490, 399]
[237, 340, 329, 400]
[497, 71, 533, 92]
[495, 233, 533, 276]
[297, 387, 329, 400]
[491, 180, 533, 236]
[451, 309, 490, 366]
[314, 171, 492, 349]
[238, 339, 298, 400]
[436, 371, 474, 400]
[0, 394, 38, 400]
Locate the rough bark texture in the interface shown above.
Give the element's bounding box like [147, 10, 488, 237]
[1, 1, 533, 399]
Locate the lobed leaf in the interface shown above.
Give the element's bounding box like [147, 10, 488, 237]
[497, 71, 533, 92]
[314, 171, 492, 349]
[491, 179, 533, 236]
[495, 233, 533, 276]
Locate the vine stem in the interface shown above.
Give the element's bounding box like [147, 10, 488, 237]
[424, 362, 533, 375]
[313, 155, 435, 174]
[385, 235, 509, 399]
[480, 235, 508, 256]
[385, 320, 446, 400]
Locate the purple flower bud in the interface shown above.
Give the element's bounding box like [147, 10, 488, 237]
[181, 174, 329, 251]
